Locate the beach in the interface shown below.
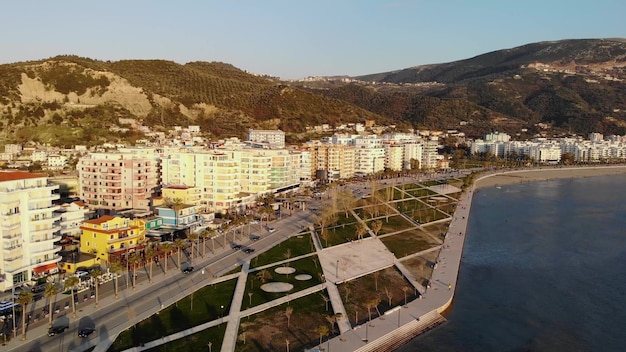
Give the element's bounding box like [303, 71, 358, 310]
[474, 165, 626, 189]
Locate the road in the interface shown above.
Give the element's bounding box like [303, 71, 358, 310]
[9, 210, 315, 352]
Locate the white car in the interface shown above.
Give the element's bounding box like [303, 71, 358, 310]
[267, 227, 275, 233]
[250, 219, 259, 224]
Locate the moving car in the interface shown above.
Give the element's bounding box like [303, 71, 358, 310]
[48, 325, 68, 336]
[182, 266, 194, 274]
[249, 234, 260, 241]
[267, 227, 275, 233]
[78, 327, 96, 338]
[242, 247, 255, 254]
[231, 243, 242, 250]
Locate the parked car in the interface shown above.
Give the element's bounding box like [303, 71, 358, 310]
[48, 325, 68, 336]
[249, 234, 260, 241]
[250, 219, 259, 224]
[267, 227, 276, 233]
[78, 327, 95, 338]
[182, 266, 194, 274]
[242, 247, 255, 254]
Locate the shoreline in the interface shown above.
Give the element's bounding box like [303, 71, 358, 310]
[473, 165, 626, 189]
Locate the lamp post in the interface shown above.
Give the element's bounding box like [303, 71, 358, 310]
[207, 342, 212, 352]
[220, 305, 224, 319]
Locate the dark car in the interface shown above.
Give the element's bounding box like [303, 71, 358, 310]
[182, 266, 194, 274]
[78, 327, 95, 338]
[231, 243, 242, 250]
[242, 247, 255, 254]
[249, 234, 260, 241]
[48, 325, 68, 336]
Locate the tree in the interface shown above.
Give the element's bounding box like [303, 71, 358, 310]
[283, 248, 292, 268]
[320, 293, 330, 311]
[64, 276, 80, 318]
[371, 220, 383, 236]
[44, 283, 58, 327]
[256, 269, 272, 284]
[109, 261, 124, 299]
[174, 238, 186, 269]
[373, 271, 380, 291]
[285, 306, 293, 328]
[145, 246, 157, 283]
[16, 290, 33, 340]
[90, 269, 103, 308]
[188, 231, 199, 263]
[160, 242, 173, 274]
[402, 286, 409, 306]
[385, 286, 393, 306]
[199, 230, 209, 257]
[356, 222, 368, 241]
[342, 285, 351, 302]
[128, 252, 142, 290]
[315, 325, 329, 347]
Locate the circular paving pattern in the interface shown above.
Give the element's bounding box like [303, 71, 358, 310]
[274, 267, 296, 275]
[295, 274, 312, 281]
[260, 282, 294, 293]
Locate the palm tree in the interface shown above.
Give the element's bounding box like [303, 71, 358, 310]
[255, 269, 272, 284]
[44, 283, 58, 327]
[109, 261, 124, 299]
[174, 238, 186, 269]
[160, 242, 173, 274]
[128, 252, 142, 290]
[188, 232, 199, 263]
[402, 286, 409, 306]
[320, 293, 330, 311]
[145, 246, 156, 283]
[356, 222, 368, 241]
[16, 290, 33, 340]
[315, 325, 329, 347]
[198, 230, 209, 257]
[64, 276, 79, 318]
[371, 220, 383, 237]
[285, 306, 293, 328]
[90, 269, 102, 308]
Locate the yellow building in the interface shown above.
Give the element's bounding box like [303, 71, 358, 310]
[80, 215, 146, 263]
[161, 186, 202, 206]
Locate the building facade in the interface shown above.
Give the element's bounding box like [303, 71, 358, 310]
[0, 171, 62, 290]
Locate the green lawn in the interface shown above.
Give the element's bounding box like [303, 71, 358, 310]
[243, 256, 323, 309]
[250, 233, 315, 268]
[108, 278, 237, 351]
[368, 215, 416, 235]
[132, 324, 227, 352]
[380, 228, 441, 258]
[318, 223, 368, 247]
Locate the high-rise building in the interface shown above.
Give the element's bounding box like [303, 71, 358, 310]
[78, 149, 160, 211]
[0, 171, 62, 290]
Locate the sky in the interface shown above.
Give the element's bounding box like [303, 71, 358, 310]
[1, 0, 624, 79]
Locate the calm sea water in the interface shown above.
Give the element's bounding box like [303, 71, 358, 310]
[397, 174, 626, 352]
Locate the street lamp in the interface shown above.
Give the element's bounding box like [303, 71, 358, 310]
[220, 305, 224, 318]
[207, 341, 212, 352]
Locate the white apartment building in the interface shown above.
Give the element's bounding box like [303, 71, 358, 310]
[354, 135, 385, 176]
[78, 148, 161, 211]
[403, 142, 424, 170]
[47, 154, 68, 169]
[421, 139, 440, 170]
[161, 147, 302, 213]
[384, 143, 405, 171]
[247, 129, 286, 149]
[0, 171, 62, 290]
[55, 201, 89, 239]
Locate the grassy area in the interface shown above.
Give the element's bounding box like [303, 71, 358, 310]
[406, 188, 437, 197]
[135, 324, 226, 352]
[108, 278, 237, 351]
[380, 228, 441, 258]
[318, 223, 368, 247]
[237, 290, 338, 352]
[243, 256, 323, 309]
[335, 212, 357, 226]
[249, 233, 314, 268]
[338, 267, 419, 326]
[402, 252, 439, 287]
[368, 215, 416, 235]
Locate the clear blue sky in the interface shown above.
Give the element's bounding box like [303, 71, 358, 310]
[1, 0, 624, 79]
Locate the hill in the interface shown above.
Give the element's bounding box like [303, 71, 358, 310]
[0, 56, 395, 147]
[300, 38, 626, 138]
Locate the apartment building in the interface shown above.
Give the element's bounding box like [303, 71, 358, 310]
[80, 215, 146, 263]
[354, 135, 385, 176]
[0, 171, 62, 291]
[302, 142, 356, 181]
[247, 129, 286, 149]
[78, 149, 160, 211]
[55, 201, 89, 239]
[161, 186, 202, 207]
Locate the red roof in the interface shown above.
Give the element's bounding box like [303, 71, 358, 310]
[84, 215, 116, 224]
[0, 171, 47, 182]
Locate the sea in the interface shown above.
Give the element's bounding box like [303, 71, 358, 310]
[396, 174, 626, 352]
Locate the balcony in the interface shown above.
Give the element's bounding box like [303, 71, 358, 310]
[1, 221, 20, 231]
[30, 245, 62, 256]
